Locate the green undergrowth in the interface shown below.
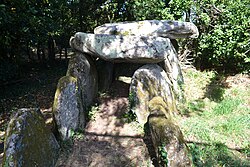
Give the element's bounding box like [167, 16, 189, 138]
[0, 60, 68, 114]
[176, 68, 250, 167]
[0, 60, 68, 143]
[86, 103, 99, 122]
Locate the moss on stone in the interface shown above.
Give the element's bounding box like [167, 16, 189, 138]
[149, 96, 170, 119]
[124, 31, 130, 36]
[148, 114, 192, 166]
[149, 116, 185, 144]
[52, 76, 78, 114]
[112, 30, 131, 36]
[138, 21, 145, 29]
[3, 109, 59, 166]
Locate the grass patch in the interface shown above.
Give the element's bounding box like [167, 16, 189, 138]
[176, 68, 250, 167]
[213, 98, 242, 115]
[189, 143, 250, 167]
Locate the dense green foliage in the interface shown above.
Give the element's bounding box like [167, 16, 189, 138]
[0, 0, 78, 61]
[195, 0, 250, 72]
[0, 0, 249, 77]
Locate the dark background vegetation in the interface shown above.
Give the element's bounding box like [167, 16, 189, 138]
[0, 1, 249, 166]
[0, 0, 249, 85]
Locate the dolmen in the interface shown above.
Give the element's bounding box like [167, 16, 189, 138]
[2, 20, 198, 167]
[53, 20, 198, 166]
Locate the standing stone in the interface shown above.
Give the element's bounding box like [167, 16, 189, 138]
[148, 109, 192, 167]
[94, 20, 199, 39]
[2, 108, 59, 167]
[69, 32, 168, 63]
[159, 42, 184, 101]
[53, 76, 84, 140]
[67, 52, 98, 107]
[129, 64, 177, 125]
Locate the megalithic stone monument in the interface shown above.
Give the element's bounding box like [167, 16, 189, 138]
[94, 20, 199, 39]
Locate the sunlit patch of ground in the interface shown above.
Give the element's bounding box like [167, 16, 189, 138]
[176, 68, 250, 166]
[56, 80, 154, 167]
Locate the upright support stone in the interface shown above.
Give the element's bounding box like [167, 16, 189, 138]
[159, 42, 184, 102]
[67, 52, 98, 107]
[129, 64, 177, 125]
[94, 20, 199, 39]
[53, 76, 84, 140]
[148, 109, 192, 167]
[2, 108, 59, 167]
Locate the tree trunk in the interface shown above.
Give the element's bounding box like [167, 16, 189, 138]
[41, 46, 46, 61]
[37, 44, 41, 61]
[48, 36, 55, 62]
[64, 47, 67, 59]
[26, 41, 31, 60]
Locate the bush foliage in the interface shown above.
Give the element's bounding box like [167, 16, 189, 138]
[125, 0, 249, 72]
[0, 0, 249, 72]
[195, 0, 250, 72]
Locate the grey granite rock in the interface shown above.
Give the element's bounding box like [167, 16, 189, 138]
[70, 32, 169, 63]
[94, 20, 199, 39]
[67, 52, 98, 107]
[159, 41, 184, 101]
[129, 64, 177, 125]
[2, 108, 59, 167]
[53, 76, 84, 140]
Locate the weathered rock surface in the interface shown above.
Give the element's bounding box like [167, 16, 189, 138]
[67, 52, 98, 106]
[159, 42, 184, 101]
[2, 108, 59, 167]
[70, 32, 170, 63]
[53, 76, 84, 140]
[148, 107, 192, 167]
[129, 64, 177, 125]
[94, 20, 199, 39]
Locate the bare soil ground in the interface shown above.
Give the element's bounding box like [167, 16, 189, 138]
[56, 80, 154, 167]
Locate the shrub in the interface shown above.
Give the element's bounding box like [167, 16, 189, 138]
[193, 0, 250, 72]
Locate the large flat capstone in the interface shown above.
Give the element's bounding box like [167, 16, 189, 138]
[94, 20, 199, 39]
[2, 108, 59, 167]
[70, 32, 171, 63]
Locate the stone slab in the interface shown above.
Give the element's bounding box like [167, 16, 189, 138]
[70, 32, 170, 63]
[94, 20, 199, 39]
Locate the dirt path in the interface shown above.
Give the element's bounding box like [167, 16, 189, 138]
[56, 81, 155, 167]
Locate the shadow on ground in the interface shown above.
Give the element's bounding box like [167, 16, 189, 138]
[203, 74, 226, 102]
[56, 80, 155, 167]
[187, 141, 250, 167]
